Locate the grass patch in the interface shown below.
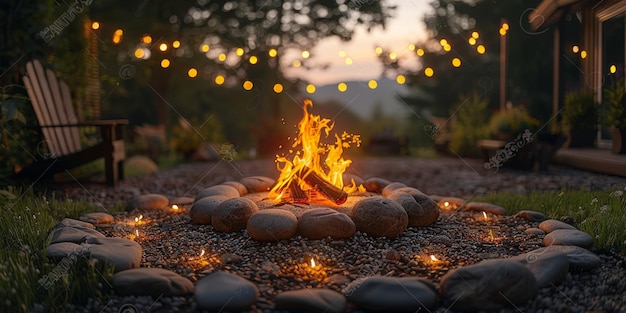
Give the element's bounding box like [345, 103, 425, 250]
[474, 189, 626, 254]
[0, 188, 115, 313]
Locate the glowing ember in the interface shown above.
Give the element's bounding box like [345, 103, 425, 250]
[172, 205, 179, 210]
[135, 229, 139, 237]
[135, 217, 139, 223]
[310, 258, 316, 268]
[269, 100, 363, 204]
[444, 201, 450, 208]
[430, 255, 439, 262]
[482, 211, 488, 220]
[200, 249, 205, 257]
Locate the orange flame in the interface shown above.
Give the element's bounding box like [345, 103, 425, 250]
[310, 258, 316, 267]
[269, 100, 363, 202]
[430, 255, 439, 262]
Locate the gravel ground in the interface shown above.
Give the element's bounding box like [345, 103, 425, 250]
[57, 157, 626, 313]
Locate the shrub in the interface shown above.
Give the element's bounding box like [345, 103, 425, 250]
[449, 91, 488, 157]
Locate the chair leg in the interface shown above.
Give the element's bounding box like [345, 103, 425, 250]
[104, 155, 118, 186]
[118, 159, 124, 181]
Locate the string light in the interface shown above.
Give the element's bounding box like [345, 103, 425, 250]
[91, 22, 100, 30]
[468, 37, 477, 45]
[452, 57, 461, 67]
[424, 67, 434, 77]
[306, 84, 316, 94]
[408, 44, 416, 51]
[214, 75, 225, 85]
[375, 46, 383, 55]
[134, 48, 145, 59]
[610, 64, 617, 74]
[172, 40, 181, 48]
[236, 48, 245, 56]
[160, 59, 170, 68]
[302, 50, 310, 58]
[273, 83, 283, 93]
[268, 48, 278, 57]
[476, 45, 486, 54]
[249, 55, 258, 64]
[292, 60, 301, 67]
[218, 53, 227, 62]
[142, 35, 152, 44]
[416, 48, 424, 56]
[389, 52, 397, 60]
[471, 31, 479, 39]
[396, 74, 406, 84]
[112, 29, 123, 44]
[580, 50, 587, 59]
[243, 80, 253, 90]
[345, 57, 353, 65]
[337, 82, 347, 92]
[572, 45, 579, 53]
[159, 43, 167, 51]
[368, 80, 377, 89]
[188, 68, 198, 78]
[201, 44, 210, 52]
[338, 50, 346, 58]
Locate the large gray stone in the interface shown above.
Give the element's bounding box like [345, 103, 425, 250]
[351, 196, 408, 238]
[511, 249, 570, 288]
[344, 276, 437, 312]
[45, 242, 88, 261]
[275, 289, 347, 313]
[298, 207, 356, 240]
[212, 197, 259, 232]
[79, 212, 114, 224]
[387, 192, 439, 227]
[461, 202, 506, 215]
[246, 209, 298, 241]
[55, 218, 94, 230]
[440, 259, 538, 311]
[195, 185, 240, 201]
[126, 194, 169, 211]
[194, 271, 259, 311]
[539, 219, 576, 233]
[514, 210, 547, 222]
[84, 237, 142, 272]
[240, 176, 275, 193]
[523, 246, 601, 271]
[112, 268, 194, 297]
[189, 195, 229, 224]
[50, 226, 105, 244]
[544, 229, 594, 248]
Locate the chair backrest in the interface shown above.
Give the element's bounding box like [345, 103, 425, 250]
[23, 60, 82, 157]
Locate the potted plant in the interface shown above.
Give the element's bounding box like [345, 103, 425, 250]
[561, 88, 599, 148]
[487, 106, 540, 141]
[604, 79, 626, 154]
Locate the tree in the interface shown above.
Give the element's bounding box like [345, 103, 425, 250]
[89, 0, 395, 152]
[383, 0, 564, 124]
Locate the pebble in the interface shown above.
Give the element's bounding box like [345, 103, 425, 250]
[525, 228, 546, 236]
[274, 289, 346, 313]
[79, 212, 114, 224]
[440, 259, 538, 311]
[239, 176, 276, 193]
[125, 193, 169, 211]
[351, 196, 408, 238]
[387, 192, 439, 227]
[460, 201, 506, 215]
[514, 210, 548, 222]
[298, 207, 356, 239]
[246, 209, 298, 242]
[539, 219, 577, 233]
[436, 196, 466, 210]
[194, 185, 240, 201]
[112, 268, 194, 297]
[544, 229, 594, 248]
[344, 276, 438, 311]
[189, 195, 229, 224]
[194, 271, 259, 311]
[211, 197, 259, 232]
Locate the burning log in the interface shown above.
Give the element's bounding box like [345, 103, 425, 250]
[288, 181, 309, 204]
[301, 166, 348, 205]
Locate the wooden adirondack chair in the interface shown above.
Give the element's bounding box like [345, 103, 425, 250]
[20, 59, 127, 186]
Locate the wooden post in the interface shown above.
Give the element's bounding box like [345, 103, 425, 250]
[552, 26, 560, 133]
[500, 18, 507, 111]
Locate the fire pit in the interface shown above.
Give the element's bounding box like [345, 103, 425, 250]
[189, 100, 440, 241]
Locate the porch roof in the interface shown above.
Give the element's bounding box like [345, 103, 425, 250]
[529, 0, 589, 30]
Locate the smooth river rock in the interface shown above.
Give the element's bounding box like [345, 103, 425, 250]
[298, 207, 356, 239]
[380, 182, 408, 197]
[363, 177, 391, 193]
[436, 196, 466, 210]
[45, 242, 88, 261]
[84, 237, 142, 272]
[524, 245, 601, 271]
[246, 209, 298, 241]
[112, 268, 194, 297]
[344, 276, 438, 312]
[511, 248, 570, 288]
[221, 181, 249, 196]
[189, 195, 229, 224]
[539, 219, 576, 233]
[275, 288, 347, 313]
[125, 194, 169, 211]
[440, 259, 538, 311]
[387, 192, 439, 227]
[194, 271, 259, 311]
[195, 185, 240, 201]
[55, 218, 94, 230]
[543, 229, 594, 248]
[514, 210, 548, 222]
[460, 202, 506, 215]
[240, 176, 276, 193]
[79, 212, 114, 224]
[212, 197, 259, 232]
[50, 225, 105, 244]
[351, 196, 408, 238]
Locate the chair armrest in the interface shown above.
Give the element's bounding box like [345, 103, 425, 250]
[39, 119, 129, 128]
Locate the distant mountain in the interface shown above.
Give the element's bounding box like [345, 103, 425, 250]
[310, 78, 421, 121]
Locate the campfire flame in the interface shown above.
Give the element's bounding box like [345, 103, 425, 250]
[430, 255, 439, 262]
[269, 100, 363, 204]
[310, 258, 316, 268]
